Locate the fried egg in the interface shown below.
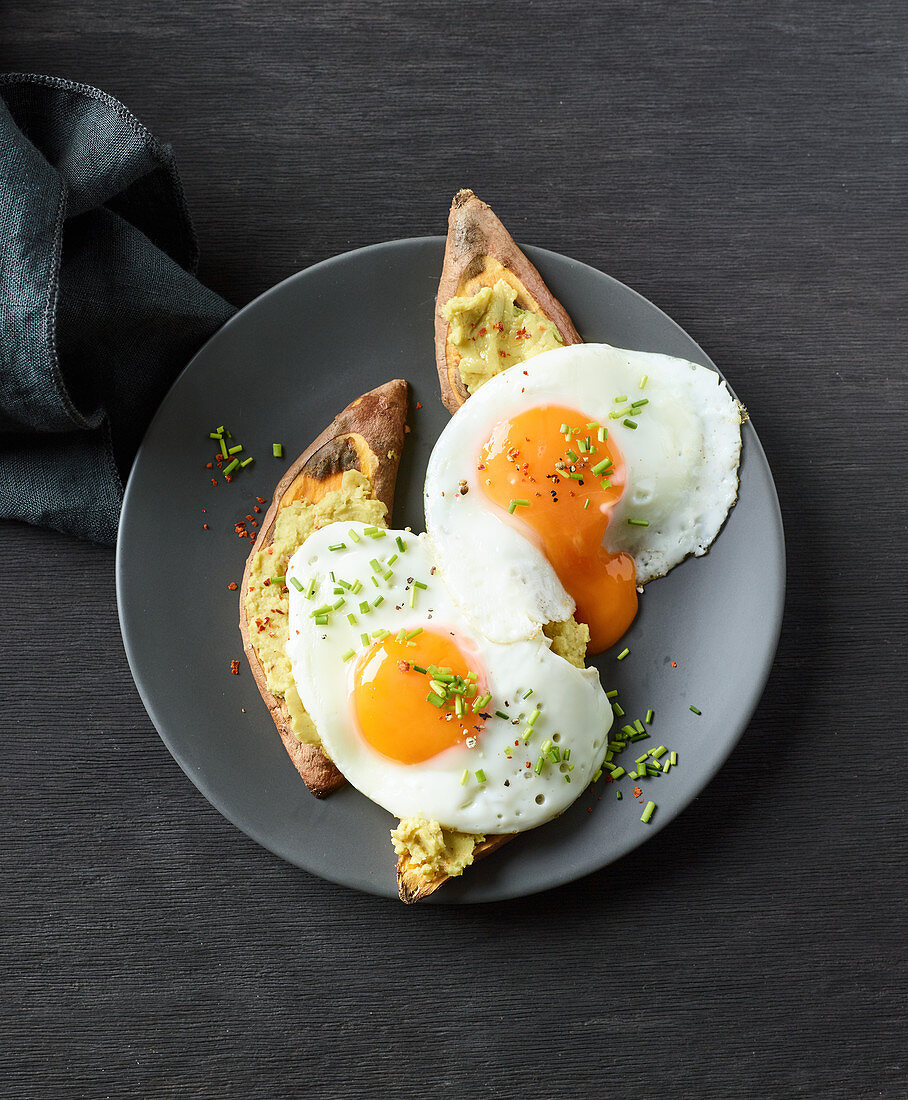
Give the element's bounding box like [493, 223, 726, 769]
[425, 342, 742, 652]
[285, 522, 612, 833]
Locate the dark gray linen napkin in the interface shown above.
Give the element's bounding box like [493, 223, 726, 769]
[0, 73, 235, 543]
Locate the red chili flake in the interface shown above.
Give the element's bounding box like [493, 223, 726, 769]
[211, 478, 218, 486]
[515, 327, 529, 339]
[263, 578, 271, 586]
[397, 660, 411, 672]
[206, 462, 213, 469]
[225, 474, 232, 483]
[230, 660, 240, 675]
[478, 327, 487, 337]
[251, 520, 258, 528]
[253, 505, 261, 513]
[498, 349, 509, 357]
[634, 786, 642, 798]
[525, 761, 531, 768]
[492, 321, 504, 332]
[256, 497, 266, 504]
[228, 581, 238, 591]
[671, 661, 677, 668]
[246, 514, 254, 522]
[416, 402, 422, 410]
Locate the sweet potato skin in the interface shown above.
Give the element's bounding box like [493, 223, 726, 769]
[239, 379, 408, 797]
[397, 834, 515, 904]
[434, 189, 583, 414]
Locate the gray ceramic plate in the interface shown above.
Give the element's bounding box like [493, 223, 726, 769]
[117, 237, 785, 903]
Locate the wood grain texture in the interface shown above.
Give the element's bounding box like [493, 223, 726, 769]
[1, 1, 906, 1097]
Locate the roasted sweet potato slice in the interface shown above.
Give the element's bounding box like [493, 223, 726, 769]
[239, 379, 408, 797]
[397, 835, 514, 904]
[434, 189, 583, 413]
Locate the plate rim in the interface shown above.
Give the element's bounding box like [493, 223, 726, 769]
[116, 235, 786, 903]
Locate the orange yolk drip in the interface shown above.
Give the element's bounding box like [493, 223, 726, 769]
[479, 404, 638, 653]
[352, 630, 486, 765]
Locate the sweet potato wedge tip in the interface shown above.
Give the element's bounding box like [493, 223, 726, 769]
[434, 189, 583, 413]
[239, 378, 408, 797]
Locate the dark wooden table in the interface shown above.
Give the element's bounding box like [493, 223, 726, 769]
[2, 3, 905, 1097]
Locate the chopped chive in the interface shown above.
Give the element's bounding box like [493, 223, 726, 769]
[567, 449, 579, 462]
[621, 725, 636, 738]
[651, 746, 667, 759]
[508, 498, 530, 513]
[413, 580, 428, 590]
[271, 575, 286, 586]
[411, 663, 426, 674]
[563, 775, 572, 783]
[387, 553, 398, 566]
[304, 578, 316, 599]
[409, 587, 416, 608]
[209, 431, 222, 440]
[332, 597, 345, 610]
[328, 542, 346, 552]
[690, 705, 702, 715]
[360, 632, 370, 646]
[610, 767, 626, 780]
[272, 443, 283, 458]
[373, 596, 384, 609]
[670, 751, 678, 766]
[329, 572, 335, 582]
[634, 719, 645, 733]
[359, 601, 370, 614]
[494, 710, 510, 721]
[614, 394, 628, 403]
[591, 457, 612, 476]
[223, 458, 239, 475]
[367, 529, 386, 539]
[240, 457, 254, 467]
[341, 648, 355, 662]
[559, 422, 569, 434]
[475, 769, 487, 784]
[646, 708, 654, 724]
[363, 526, 379, 535]
[337, 579, 352, 590]
[219, 437, 229, 459]
[522, 688, 534, 700]
[593, 769, 602, 783]
[598, 426, 607, 442]
[383, 570, 394, 581]
[460, 769, 469, 786]
[332, 587, 344, 595]
[613, 702, 625, 717]
[527, 708, 541, 727]
[577, 439, 588, 454]
[350, 580, 362, 594]
[628, 770, 639, 780]
[426, 692, 445, 707]
[346, 613, 357, 625]
[640, 374, 648, 389]
[289, 576, 304, 592]
[370, 576, 379, 587]
[617, 648, 630, 661]
[348, 529, 361, 543]
[396, 536, 406, 552]
[623, 419, 638, 429]
[372, 628, 390, 640]
[584, 498, 590, 509]
[616, 789, 623, 800]
[227, 444, 243, 455]
[606, 689, 619, 699]
[627, 518, 650, 527]
[370, 558, 382, 573]
[635, 752, 650, 764]
[534, 756, 545, 775]
[600, 478, 612, 490]
[641, 801, 656, 823]
[631, 398, 649, 409]
[663, 761, 671, 773]
[314, 615, 328, 626]
[405, 628, 423, 640]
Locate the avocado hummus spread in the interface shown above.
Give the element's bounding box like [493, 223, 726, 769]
[391, 817, 485, 880]
[543, 616, 590, 669]
[245, 469, 386, 744]
[443, 278, 564, 393]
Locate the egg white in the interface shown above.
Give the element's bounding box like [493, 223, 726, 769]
[285, 521, 612, 833]
[424, 342, 742, 645]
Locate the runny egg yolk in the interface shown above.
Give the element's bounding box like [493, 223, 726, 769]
[479, 404, 638, 654]
[352, 630, 487, 765]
